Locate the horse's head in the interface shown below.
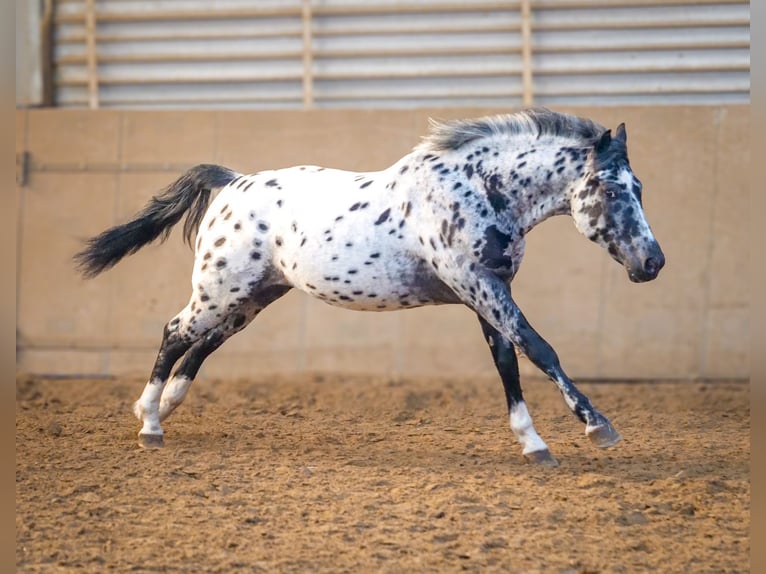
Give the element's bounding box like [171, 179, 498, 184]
[570, 124, 665, 283]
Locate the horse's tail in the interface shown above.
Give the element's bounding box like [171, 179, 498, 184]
[74, 163, 238, 278]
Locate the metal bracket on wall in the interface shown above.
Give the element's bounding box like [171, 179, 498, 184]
[16, 152, 30, 187]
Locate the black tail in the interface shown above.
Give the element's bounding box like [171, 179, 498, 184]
[74, 164, 238, 278]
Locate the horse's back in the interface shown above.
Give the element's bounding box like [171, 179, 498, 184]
[195, 162, 447, 311]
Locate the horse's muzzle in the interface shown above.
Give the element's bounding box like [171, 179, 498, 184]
[628, 248, 665, 283]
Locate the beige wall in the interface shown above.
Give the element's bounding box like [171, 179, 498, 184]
[15, 106, 749, 381]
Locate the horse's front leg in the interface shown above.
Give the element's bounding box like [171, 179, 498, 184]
[477, 316, 559, 466]
[457, 270, 621, 448]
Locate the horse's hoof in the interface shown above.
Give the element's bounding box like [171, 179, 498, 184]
[524, 449, 560, 467]
[138, 433, 164, 449]
[586, 423, 622, 448]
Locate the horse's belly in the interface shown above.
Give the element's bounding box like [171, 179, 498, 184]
[281, 249, 459, 311]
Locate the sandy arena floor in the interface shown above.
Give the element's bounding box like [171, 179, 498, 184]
[16, 374, 749, 573]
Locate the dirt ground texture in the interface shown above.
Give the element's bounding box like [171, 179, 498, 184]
[16, 373, 749, 573]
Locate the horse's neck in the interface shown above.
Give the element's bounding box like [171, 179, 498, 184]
[474, 133, 587, 235]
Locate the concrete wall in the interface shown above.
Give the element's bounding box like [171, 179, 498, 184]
[15, 106, 749, 381]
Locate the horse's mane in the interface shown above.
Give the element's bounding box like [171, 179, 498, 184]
[417, 108, 606, 152]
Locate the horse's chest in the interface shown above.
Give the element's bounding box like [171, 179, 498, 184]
[477, 225, 526, 281]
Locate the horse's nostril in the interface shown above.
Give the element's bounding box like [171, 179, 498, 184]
[644, 257, 660, 275]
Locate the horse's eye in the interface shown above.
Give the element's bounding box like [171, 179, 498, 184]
[605, 188, 616, 199]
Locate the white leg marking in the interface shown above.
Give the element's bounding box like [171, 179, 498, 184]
[510, 401, 548, 454]
[134, 378, 165, 436]
[555, 375, 579, 413]
[158, 376, 192, 421]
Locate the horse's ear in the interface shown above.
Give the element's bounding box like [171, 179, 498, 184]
[615, 123, 627, 143]
[595, 129, 612, 154]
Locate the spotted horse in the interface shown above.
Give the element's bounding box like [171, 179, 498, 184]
[75, 108, 665, 466]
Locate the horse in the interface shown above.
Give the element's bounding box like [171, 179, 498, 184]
[74, 108, 665, 466]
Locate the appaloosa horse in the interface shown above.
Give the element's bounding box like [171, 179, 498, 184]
[75, 108, 664, 466]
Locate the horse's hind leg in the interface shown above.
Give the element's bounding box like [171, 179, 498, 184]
[157, 285, 292, 424]
[134, 311, 196, 448]
[136, 299, 252, 448]
[477, 316, 558, 467]
[157, 331, 222, 423]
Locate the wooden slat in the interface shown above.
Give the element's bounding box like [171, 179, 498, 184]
[55, 54, 747, 75]
[520, 0, 533, 105]
[57, 73, 303, 87]
[535, 62, 751, 75]
[56, 31, 749, 52]
[53, 0, 745, 11]
[56, 69, 526, 88]
[313, 68, 523, 80]
[40, 0, 55, 106]
[57, 94, 304, 107]
[534, 83, 749, 96]
[57, 29, 303, 44]
[54, 0, 516, 8]
[315, 45, 522, 58]
[302, 0, 313, 108]
[83, 0, 98, 108]
[534, 41, 751, 53]
[56, 51, 304, 65]
[54, 33, 749, 54]
[53, 4, 522, 24]
[312, 2, 519, 15]
[313, 22, 520, 37]
[532, 0, 747, 9]
[56, 46, 523, 67]
[100, 93, 304, 105]
[532, 18, 750, 31]
[317, 89, 524, 101]
[55, 6, 302, 23]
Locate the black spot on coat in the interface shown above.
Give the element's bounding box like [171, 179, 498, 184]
[374, 208, 391, 225]
[480, 225, 516, 276]
[485, 174, 508, 213]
